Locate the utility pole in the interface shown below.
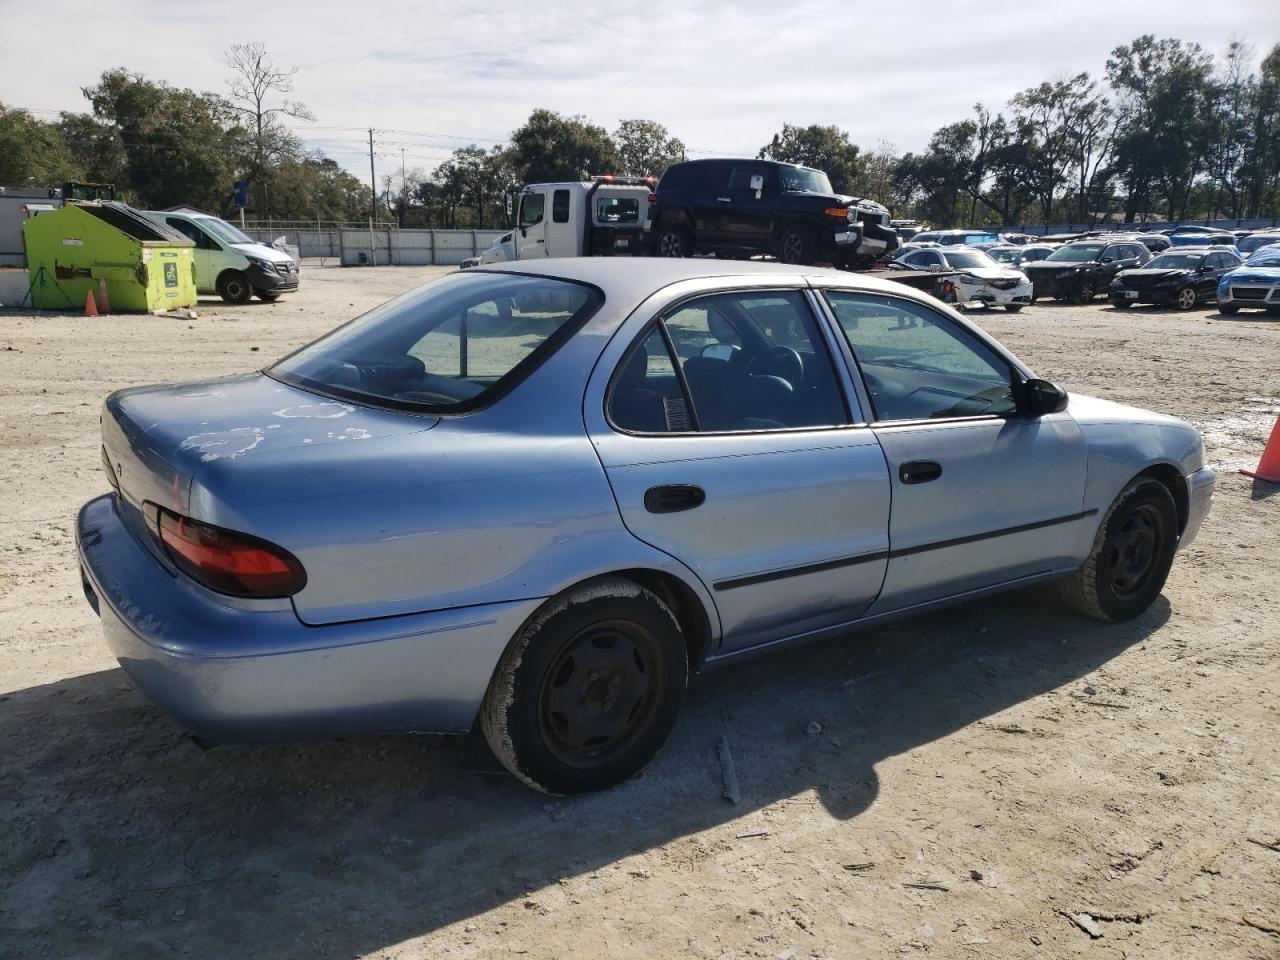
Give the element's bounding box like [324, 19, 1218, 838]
[367, 128, 377, 265]
[401, 147, 407, 227]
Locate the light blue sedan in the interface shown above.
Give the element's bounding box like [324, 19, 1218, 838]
[78, 259, 1214, 794]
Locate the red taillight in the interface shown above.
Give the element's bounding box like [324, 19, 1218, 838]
[152, 505, 306, 598]
[647, 192, 657, 203]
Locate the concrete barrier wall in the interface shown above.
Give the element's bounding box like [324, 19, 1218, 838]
[240, 227, 506, 265]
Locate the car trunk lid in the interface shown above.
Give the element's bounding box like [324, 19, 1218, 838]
[102, 372, 437, 519]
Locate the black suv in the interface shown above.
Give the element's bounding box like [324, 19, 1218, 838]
[648, 159, 897, 268]
[1022, 239, 1151, 303]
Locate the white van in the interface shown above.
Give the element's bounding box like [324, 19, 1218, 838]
[470, 177, 653, 266]
[142, 209, 299, 303]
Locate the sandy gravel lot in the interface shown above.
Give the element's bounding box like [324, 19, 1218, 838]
[1, 263, 1278, 959]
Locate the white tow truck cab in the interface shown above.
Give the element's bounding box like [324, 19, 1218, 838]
[472, 176, 654, 266]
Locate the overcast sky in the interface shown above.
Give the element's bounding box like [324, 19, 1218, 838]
[3, 0, 1276, 183]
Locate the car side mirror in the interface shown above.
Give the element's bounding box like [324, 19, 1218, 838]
[1100, 256, 1113, 263]
[1021, 378, 1069, 416]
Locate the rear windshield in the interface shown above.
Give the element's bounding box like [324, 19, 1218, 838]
[596, 197, 640, 223]
[270, 272, 603, 413]
[1046, 243, 1104, 262]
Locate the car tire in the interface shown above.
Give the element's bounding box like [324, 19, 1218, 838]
[1174, 286, 1198, 310]
[479, 577, 688, 795]
[777, 225, 817, 265]
[1112, 300, 1132, 309]
[655, 225, 691, 258]
[216, 270, 252, 305]
[1005, 304, 1023, 313]
[257, 291, 281, 302]
[1073, 280, 1096, 305]
[1217, 304, 1239, 315]
[1057, 477, 1179, 623]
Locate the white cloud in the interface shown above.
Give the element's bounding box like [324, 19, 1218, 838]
[2, 0, 1276, 181]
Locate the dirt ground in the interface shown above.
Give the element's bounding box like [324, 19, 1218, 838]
[1, 263, 1278, 960]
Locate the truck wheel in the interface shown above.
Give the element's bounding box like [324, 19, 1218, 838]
[1057, 477, 1178, 623]
[1174, 287, 1198, 310]
[480, 577, 688, 795]
[216, 271, 252, 305]
[778, 225, 817, 265]
[655, 226, 691, 258]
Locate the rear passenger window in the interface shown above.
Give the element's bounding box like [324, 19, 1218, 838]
[608, 291, 849, 433]
[552, 189, 571, 224]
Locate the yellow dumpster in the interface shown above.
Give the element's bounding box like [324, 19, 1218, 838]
[22, 201, 197, 312]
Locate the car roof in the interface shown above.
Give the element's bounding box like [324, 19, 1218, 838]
[473, 257, 920, 304]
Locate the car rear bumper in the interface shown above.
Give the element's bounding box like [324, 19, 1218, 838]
[76, 493, 542, 743]
[1180, 465, 1215, 549]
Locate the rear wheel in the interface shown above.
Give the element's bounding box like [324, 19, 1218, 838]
[1174, 286, 1198, 310]
[480, 577, 688, 795]
[1057, 477, 1178, 622]
[216, 270, 252, 305]
[655, 225, 691, 258]
[777, 225, 817, 265]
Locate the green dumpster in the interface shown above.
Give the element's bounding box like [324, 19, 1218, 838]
[22, 201, 197, 312]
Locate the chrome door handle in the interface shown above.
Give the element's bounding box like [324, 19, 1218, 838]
[899, 460, 942, 484]
[716, 197, 731, 203]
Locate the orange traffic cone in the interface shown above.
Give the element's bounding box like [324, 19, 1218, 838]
[84, 290, 98, 317]
[1241, 414, 1280, 483]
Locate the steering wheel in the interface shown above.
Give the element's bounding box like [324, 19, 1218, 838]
[747, 345, 804, 389]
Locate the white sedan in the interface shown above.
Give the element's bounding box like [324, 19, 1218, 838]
[894, 246, 1034, 311]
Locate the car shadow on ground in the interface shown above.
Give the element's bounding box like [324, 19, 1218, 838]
[0, 588, 1168, 958]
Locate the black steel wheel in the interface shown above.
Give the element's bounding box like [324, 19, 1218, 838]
[1057, 477, 1179, 622]
[216, 270, 252, 305]
[1073, 279, 1096, 305]
[480, 577, 688, 795]
[1174, 286, 1198, 310]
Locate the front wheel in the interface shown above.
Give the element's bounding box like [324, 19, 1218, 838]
[1073, 280, 1096, 305]
[1217, 304, 1239, 315]
[216, 270, 252, 305]
[1174, 286, 1198, 310]
[480, 577, 688, 795]
[1112, 299, 1132, 309]
[777, 225, 817, 265]
[1005, 304, 1024, 313]
[1057, 477, 1178, 622]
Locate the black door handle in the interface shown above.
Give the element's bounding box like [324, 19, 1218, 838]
[899, 460, 942, 484]
[644, 484, 706, 513]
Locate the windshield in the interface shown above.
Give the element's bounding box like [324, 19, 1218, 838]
[1145, 254, 1202, 270]
[776, 165, 833, 194]
[1246, 251, 1280, 267]
[1046, 243, 1104, 263]
[271, 272, 603, 413]
[942, 251, 997, 269]
[987, 248, 1018, 262]
[196, 216, 255, 246]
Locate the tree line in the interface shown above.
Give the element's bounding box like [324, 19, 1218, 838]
[1, 35, 1276, 230]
